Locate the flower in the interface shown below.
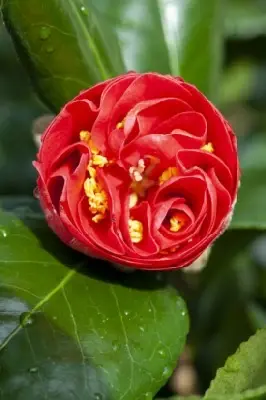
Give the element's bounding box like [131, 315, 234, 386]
[34, 72, 239, 270]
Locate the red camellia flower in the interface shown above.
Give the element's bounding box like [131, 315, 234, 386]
[34, 72, 239, 270]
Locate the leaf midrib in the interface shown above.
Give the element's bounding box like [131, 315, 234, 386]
[0, 267, 78, 353]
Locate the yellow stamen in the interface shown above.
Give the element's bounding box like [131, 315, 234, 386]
[80, 130, 110, 223]
[129, 193, 138, 209]
[92, 154, 108, 167]
[170, 215, 185, 233]
[159, 167, 178, 185]
[80, 130, 90, 142]
[116, 120, 125, 129]
[201, 142, 214, 153]
[129, 219, 143, 243]
[92, 213, 105, 223]
[84, 177, 108, 222]
[79, 130, 99, 155]
[87, 165, 96, 178]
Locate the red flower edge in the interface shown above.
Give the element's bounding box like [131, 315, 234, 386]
[34, 72, 240, 270]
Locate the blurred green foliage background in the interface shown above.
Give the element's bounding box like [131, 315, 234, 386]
[1, 0, 266, 397]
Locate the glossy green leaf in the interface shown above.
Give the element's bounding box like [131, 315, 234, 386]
[95, 0, 223, 99]
[159, 386, 266, 400]
[3, 0, 222, 112]
[0, 24, 46, 195]
[205, 328, 266, 397]
[0, 203, 188, 399]
[2, 0, 125, 111]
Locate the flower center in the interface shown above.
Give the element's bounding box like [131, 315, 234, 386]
[169, 213, 185, 232]
[129, 159, 145, 182]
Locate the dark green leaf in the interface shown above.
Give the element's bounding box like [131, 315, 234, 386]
[0, 24, 46, 195]
[2, 0, 125, 111]
[0, 203, 188, 399]
[205, 329, 266, 397]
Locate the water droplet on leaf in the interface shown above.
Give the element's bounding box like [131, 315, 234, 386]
[124, 310, 130, 316]
[94, 393, 102, 400]
[144, 392, 152, 399]
[162, 366, 171, 377]
[80, 5, 89, 15]
[112, 340, 120, 351]
[29, 367, 38, 373]
[0, 229, 7, 238]
[20, 312, 34, 327]
[139, 326, 145, 332]
[181, 310, 186, 317]
[39, 26, 51, 40]
[158, 348, 166, 358]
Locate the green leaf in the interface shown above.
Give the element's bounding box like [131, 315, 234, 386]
[225, 0, 266, 39]
[0, 24, 46, 195]
[158, 397, 201, 400]
[96, 0, 223, 99]
[2, 0, 126, 111]
[158, 386, 266, 400]
[205, 328, 266, 397]
[3, 0, 222, 111]
[158, 0, 223, 99]
[0, 202, 188, 399]
[230, 135, 266, 230]
[231, 168, 266, 230]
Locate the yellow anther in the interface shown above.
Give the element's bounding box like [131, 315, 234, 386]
[170, 247, 177, 253]
[159, 167, 178, 185]
[84, 177, 108, 222]
[87, 165, 96, 178]
[169, 214, 185, 233]
[201, 142, 214, 153]
[79, 130, 99, 155]
[81, 130, 110, 222]
[80, 130, 90, 142]
[129, 193, 138, 209]
[92, 154, 108, 168]
[129, 219, 143, 243]
[92, 213, 106, 223]
[116, 120, 125, 129]
[84, 177, 97, 197]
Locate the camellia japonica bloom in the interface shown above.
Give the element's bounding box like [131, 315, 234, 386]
[34, 72, 239, 270]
